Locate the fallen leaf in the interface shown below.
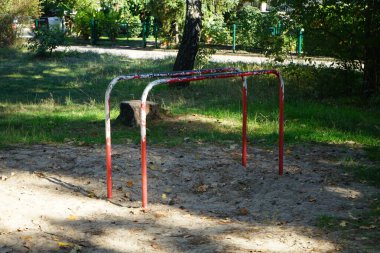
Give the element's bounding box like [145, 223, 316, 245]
[22, 236, 33, 241]
[161, 193, 167, 199]
[195, 184, 208, 193]
[339, 221, 347, 227]
[58, 241, 74, 248]
[126, 181, 134, 188]
[149, 164, 158, 170]
[308, 196, 317, 202]
[164, 187, 172, 193]
[151, 242, 160, 249]
[154, 211, 168, 219]
[87, 192, 97, 198]
[33, 171, 46, 178]
[239, 207, 249, 215]
[67, 215, 77, 221]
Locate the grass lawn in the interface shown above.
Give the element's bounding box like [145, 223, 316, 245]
[1, 47, 379, 151]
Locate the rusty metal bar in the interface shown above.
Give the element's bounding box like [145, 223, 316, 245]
[105, 67, 246, 199]
[140, 69, 284, 209]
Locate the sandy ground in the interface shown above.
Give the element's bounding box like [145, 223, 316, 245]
[0, 142, 378, 253]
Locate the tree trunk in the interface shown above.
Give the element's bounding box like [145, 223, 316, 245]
[363, 0, 380, 97]
[172, 0, 202, 87]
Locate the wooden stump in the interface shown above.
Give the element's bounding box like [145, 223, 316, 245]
[117, 100, 160, 126]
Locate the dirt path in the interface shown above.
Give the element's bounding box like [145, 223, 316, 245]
[0, 143, 378, 252]
[58, 45, 336, 67]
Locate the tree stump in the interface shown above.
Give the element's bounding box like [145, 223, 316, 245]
[117, 100, 161, 127]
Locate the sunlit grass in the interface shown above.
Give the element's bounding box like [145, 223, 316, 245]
[0, 48, 379, 151]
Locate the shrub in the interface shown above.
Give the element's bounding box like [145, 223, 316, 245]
[73, 7, 94, 40]
[234, 6, 294, 61]
[202, 14, 231, 44]
[126, 16, 142, 38]
[0, 0, 40, 47]
[0, 14, 16, 47]
[96, 9, 120, 41]
[27, 28, 66, 56]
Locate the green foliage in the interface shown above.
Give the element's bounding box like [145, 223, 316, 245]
[272, 0, 380, 95]
[195, 46, 216, 69]
[27, 28, 66, 56]
[73, 6, 95, 40]
[148, 0, 185, 44]
[202, 14, 231, 44]
[0, 14, 16, 47]
[96, 6, 121, 41]
[0, 0, 40, 47]
[342, 157, 380, 187]
[316, 215, 337, 229]
[234, 6, 293, 61]
[124, 16, 142, 38]
[235, 6, 262, 49]
[41, 0, 78, 17]
[282, 63, 363, 99]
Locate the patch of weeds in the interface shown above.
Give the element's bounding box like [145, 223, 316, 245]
[364, 146, 380, 163]
[342, 157, 380, 187]
[316, 197, 380, 252]
[316, 215, 339, 229]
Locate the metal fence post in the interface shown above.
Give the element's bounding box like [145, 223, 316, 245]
[232, 24, 236, 53]
[90, 18, 98, 45]
[297, 28, 304, 56]
[154, 22, 158, 49]
[142, 21, 147, 48]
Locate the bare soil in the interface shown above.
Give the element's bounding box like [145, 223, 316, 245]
[0, 143, 378, 253]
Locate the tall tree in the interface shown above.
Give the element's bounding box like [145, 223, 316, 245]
[272, 0, 380, 96]
[363, 0, 380, 96]
[172, 0, 202, 86]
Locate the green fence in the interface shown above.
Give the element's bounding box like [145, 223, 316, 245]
[87, 19, 303, 55]
[89, 19, 159, 48]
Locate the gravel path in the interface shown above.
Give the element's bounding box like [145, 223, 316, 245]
[59, 45, 335, 67]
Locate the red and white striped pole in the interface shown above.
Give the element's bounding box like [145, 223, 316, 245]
[104, 68, 243, 199]
[139, 70, 284, 208]
[242, 77, 248, 167]
[277, 72, 285, 175]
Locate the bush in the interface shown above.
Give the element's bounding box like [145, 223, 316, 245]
[234, 6, 294, 61]
[281, 64, 363, 99]
[27, 28, 66, 56]
[202, 14, 231, 44]
[0, 14, 16, 47]
[235, 6, 262, 49]
[96, 10, 120, 41]
[0, 0, 40, 47]
[125, 16, 142, 38]
[73, 7, 94, 40]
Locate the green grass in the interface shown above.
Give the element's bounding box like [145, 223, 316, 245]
[0, 47, 379, 151]
[341, 157, 380, 187]
[316, 197, 380, 252]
